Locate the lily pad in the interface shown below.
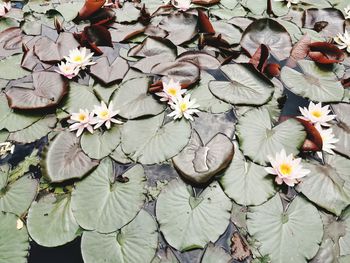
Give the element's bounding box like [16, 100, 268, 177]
[173, 130, 234, 185]
[6, 71, 68, 110]
[236, 108, 306, 165]
[110, 77, 165, 119]
[0, 54, 29, 80]
[0, 212, 29, 263]
[209, 63, 274, 106]
[189, 71, 231, 113]
[240, 18, 292, 61]
[201, 244, 232, 263]
[280, 60, 344, 102]
[44, 131, 99, 183]
[81, 125, 121, 160]
[331, 103, 350, 158]
[115, 2, 140, 23]
[297, 153, 350, 216]
[0, 173, 38, 216]
[0, 93, 40, 132]
[71, 158, 146, 233]
[81, 210, 158, 263]
[156, 179, 232, 251]
[247, 194, 323, 263]
[220, 143, 276, 206]
[121, 113, 191, 164]
[27, 193, 80, 247]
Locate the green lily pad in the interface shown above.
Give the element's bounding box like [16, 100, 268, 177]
[280, 60, 344, 102]
[0, 93, 40, 132]
[71, 158, 146, 233]
[44, 131, 99, 183]
[0, 173, 38, 216]
[115, 2, 140, 23]
[81, 210, 158, 263]
[331, 103, 350, 158]
[27, 193, 80, 247]
[297, 154, 350, 216]
[81, 125, 121, 160]
[247, 194, 323, 263]
[156, 179, 232, 251]
[209, 63, 274, 106]
[220, 143, 276, 206]
[121, 114, 191, 164]
[236, 108, 306, 165]
[55, 1, 84, 22]
[189, 71, 231, 114]
[8, 115, 57, 144]
[0, 54, 29, 80]
[0, 212, 29, 263]
[110, 77, 165, 119]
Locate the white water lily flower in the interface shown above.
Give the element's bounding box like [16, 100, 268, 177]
[315, 123, 339, 157]
[16, 218, 24, 230]
[55, 61, 80, 79]
[299, 102, 336, 127]
[345, 5, 350, 19]
[64, 47, 95, 69]
[0, 141, 15, 157]
[274, 0, 299, 8]
[265, 149, 310, 187]
[334, 31, 350, 53]
[68, 109, 94, 137]
[155, 79, 186, 103]
[168, 94, 200, 121]
[0, 2, 11, 17]
[171, 0, 191, 11]
[92, 101, 123, 129]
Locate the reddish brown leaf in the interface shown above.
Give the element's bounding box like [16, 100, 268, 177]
[192, 0, 220, 5]
[198, 9, 215, 34]
[296, 117, 323, 152]
[342, 78, 350, 88]
[308, 42, 344, 64]
[89, 8, 116, 26]
[286, 34, 311, 68]
[76, 25, 113, 55]
[78, 0, 106, 20]
[264, 63, 280, 77]
[231, 233, 251, 261]
[249, 44, 269, 72]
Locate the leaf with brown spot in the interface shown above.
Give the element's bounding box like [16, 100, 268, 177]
[231, 233, 251, 261]
[249, 44, 269, 72]
[308, 42, 344, 64]
[5, 71, 68, 110]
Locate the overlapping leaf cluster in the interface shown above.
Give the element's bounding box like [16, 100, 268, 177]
[0, 0, 350, 263]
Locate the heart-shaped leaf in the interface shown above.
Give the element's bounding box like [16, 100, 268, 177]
[81, 125, 121, 160]
[27, 193, 80, 247]
[0, 213, 29, 263]
[240, 18, 292, 61]
[44, 131, 99, 183]
[71, 158, 146, 233]
[0, 173, 38, 216]
[220, 143, 276, 206]
[209, 63, 274, 106]
[156, 179, 232, 251]
[89, 56, 129, 85]
[280, 60, 344, 102]
[247, 194, 323, 263]
[81, 210, 158, 263]
[6, 71, 68, 110]
[110, 77, 165, 119]
[121, 113, 191, 164]
[236, 108, 306, 165]
[297, 153, 350, 216]
[173, 130, 234, 185]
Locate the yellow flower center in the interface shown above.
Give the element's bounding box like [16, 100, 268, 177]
[311, 110, 322, 118]
[99, 110, 109, 119]
[180, 102, 188, 112]
[167, 88, 178, 96]
[78, 113, 87, 122]
[73, 55, 83, 63]
[279, 163, 292, 176]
